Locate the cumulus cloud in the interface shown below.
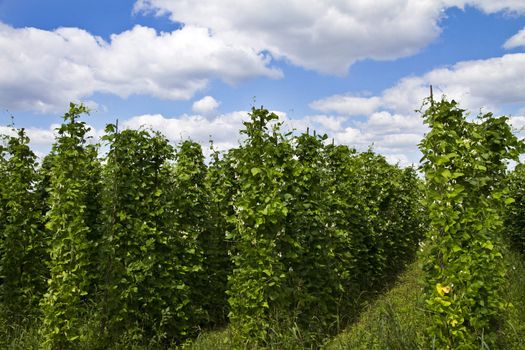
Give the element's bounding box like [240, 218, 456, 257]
[0, 23, 281, 112]
[305, 115, 346, 132]
[192, 96, 220, 115]
[504, 27, 525, 49]
[365, 111, 427, 134]
[509, 116, 525, 131]
[0, 122, 102, 159]
[122, 111, 248, 152]
[122, 109, 306, 149]
[385, 53, 525, 114]
[452, 0, 525, 13]
[134, 0, 446, 75]
[134, 0, 525, 76]
[329, 114, 426, 156]
[4, 1, 525, 114]
[384, 153, 412, 167]
[310, 51, 525, 166]
[0, 125, 56, 146]
[309, 95, 382, 116]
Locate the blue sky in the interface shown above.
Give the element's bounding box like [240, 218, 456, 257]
[1, 0, 525, 164]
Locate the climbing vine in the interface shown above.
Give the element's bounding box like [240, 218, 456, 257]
[100, 126, 191, 345]
[0, 128, 48, 322]
[419, 98, 523, 348]
[227, 107, 293, 344]
[41, 103, 102, 348]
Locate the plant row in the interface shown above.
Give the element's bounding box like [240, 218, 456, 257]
[419, 98, 524, 349]
[0, 103, 427, 348]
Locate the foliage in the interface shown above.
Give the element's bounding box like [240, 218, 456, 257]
[100, 125, 193, 345]
[504, 164, 525, 254]
[40, 103, 102, 348]
[1, 101, 498, 348]
[280, 132, 343, 344]
[0, 128, 48, 322]
[226, 107, 293, 344]
[169, 140, 212, 328]
[419, 98, 523, 349]
[325, 248, 525, 350]
[227, 108, 425, 347]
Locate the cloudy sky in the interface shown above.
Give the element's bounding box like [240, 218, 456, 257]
[2, 0, 525, 165]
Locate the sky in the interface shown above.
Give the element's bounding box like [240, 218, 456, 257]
[1, 0, 525, 165]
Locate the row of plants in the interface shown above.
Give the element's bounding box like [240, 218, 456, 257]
[0, 103, 426, 348]
[226, 108, 426, 347]
[504, 164, 525, 255]
[419, 98, 524, 349]
[188, 98, 525, 350]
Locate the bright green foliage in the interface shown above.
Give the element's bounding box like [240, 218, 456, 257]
[0, 139, 7, 296]
[419, 98, 523, 349]
[227, 108, 426, 347]
[0, 128, 48, 322]
[323, 144, 364, 311]
[504, 164, 525, 254]
[227, 107, 294, 344]
[0, 102, 430, 347]
[41, 103, 102, 348]
[101, 126, 191, 345]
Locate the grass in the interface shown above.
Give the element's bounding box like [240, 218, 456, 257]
[324, 248, 525, 350]
[187, 249, 525, 350]
[323, 259, 428, 350]
[2, 250, 525, 349]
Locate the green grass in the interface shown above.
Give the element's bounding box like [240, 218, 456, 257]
[324, 249, 525, 350]
[323, 259, 428, 350]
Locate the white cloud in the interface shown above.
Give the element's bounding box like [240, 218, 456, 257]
[0, 23, 281, 112]
[308, 50, 525, 166]
[504, 27, 525, 49]
[4, 1, 525, 114]
[509, 116, 525, 131]
[134, 0, 446, 75]
[1, 124, 58, 157]
[122, 111, 248, 151]
[305, 115, 346, 132]
[0, 125, 17, 138]
[0, 125, 55, 146]
[381, 133, 422, 149]
[381, 77, 429, 115]
[452, 0, 525, 14]
[192, 96, 220, 115]
[310, 95, 382, 116]
[384, 153, 412, 167]
[365, 111, 427, 135]
[133, 0, 525, 76]
[330, 118, 424, 155]
[385, 53, 525, 114]
[23, 128, 56, 146]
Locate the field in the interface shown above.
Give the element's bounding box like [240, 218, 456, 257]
[1, 98, 525, 349]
